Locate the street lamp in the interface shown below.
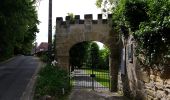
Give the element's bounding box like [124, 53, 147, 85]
[48, 0, 52, 62]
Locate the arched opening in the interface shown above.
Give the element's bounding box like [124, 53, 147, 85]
[69, 41, 110, 91]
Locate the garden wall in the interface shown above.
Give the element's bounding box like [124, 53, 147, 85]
[118, 36, 170, 100]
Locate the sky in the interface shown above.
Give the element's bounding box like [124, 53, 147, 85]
[37, 0, 102, 45]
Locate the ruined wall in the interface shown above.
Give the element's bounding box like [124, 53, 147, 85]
[118, 35, 170, 100]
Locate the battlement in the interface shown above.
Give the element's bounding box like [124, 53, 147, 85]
[56, 14, 112, 25]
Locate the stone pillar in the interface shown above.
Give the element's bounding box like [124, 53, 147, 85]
[97, 14, 102, 24]
[110, 48, 120, 92]
[56, 45, 70, 71]
[75, 15, 80, 24]
[84, 14, 92, 33]
[109, 31, 121, 92]
[108, 14, 113, 27]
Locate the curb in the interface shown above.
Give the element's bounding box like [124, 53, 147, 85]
[20, 57, 43, 100]
[0, 56, 17, 65]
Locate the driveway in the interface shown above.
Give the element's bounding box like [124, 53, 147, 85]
[72, 69, 109, 91]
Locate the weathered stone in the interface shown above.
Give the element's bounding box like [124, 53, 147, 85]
[56, 14, 112, 70]
[55, 14, 170, 100]
[168, 94, 170, 100]
[155, 90, 165, 98]
[146, 89, 155, 97]
[161, 97, 167, 100]
[166, 79, 170, 85]
[145, 82, 155, 89]
[136, 90, 147, 100]
[141, 71, 150, 83]
[155, 82, 164, 90]
[165, 89, 170, 95]
[150, 75, 156, 81]
[137, 80, 145, 89]
[166, 84, 170, 89]
[155, 76, 164, 83]
[147, 95, 154, 100]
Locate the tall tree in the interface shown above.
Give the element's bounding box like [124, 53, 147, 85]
[98, 46, 110, 69]
[90, 42, 100, 68]
[0, 0, 39, 61]
[69, 42, 91, 68]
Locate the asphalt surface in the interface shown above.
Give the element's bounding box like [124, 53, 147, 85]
[0, 55, 39, 100]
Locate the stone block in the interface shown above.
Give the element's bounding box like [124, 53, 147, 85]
[147, 95, 154, 100]
[98, 14, 102, 19]
[146, 89, 155, 97]
[150, 75, 156, 81]
[137, 80, 145, 89]
[166, 79, 170, 85]
[168, 94, 170, 100]
[155, 90, 165, 98]
[155, 82, 164, 90]
[165, 88, 170, 95]
[145, 82, 155, 89]
[136, 90, 147, 100]
[155, 76, 164, 83]
[141, 71, 150, 83]
[165, 84, 170, 89]
[84, 14, 93, 19]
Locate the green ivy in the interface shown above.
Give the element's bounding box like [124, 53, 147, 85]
[96, 0, 170, 69]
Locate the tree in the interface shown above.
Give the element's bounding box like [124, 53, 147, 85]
[98, 46, 110, 69]
[69, 42, 91, 68]
[96, 0, 116, 14]
[0, 0, 39, 61]
[90, 42, 100, 68]
[96, 0, 170, 69]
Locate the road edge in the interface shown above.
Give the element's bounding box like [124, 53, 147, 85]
[20, 57, 43, 100]
[0, 56, 17, 65]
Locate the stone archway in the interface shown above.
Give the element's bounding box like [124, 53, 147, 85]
[55, 14, 121, 92]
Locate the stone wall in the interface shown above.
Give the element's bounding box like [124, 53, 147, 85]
[55, 14, 113, 70]
[118, 35, 170, 100]
[55, 14, 121, 91]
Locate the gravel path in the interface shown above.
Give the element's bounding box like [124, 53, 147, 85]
[71, 69, 109, 91]
[69, 89, 129, 100]
[70, 69, 129, 100]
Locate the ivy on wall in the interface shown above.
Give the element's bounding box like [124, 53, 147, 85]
[96, 0, 170, 69]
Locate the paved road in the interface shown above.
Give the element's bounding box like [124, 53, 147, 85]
[0, 55, 40, 100]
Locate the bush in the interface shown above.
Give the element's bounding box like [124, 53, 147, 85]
[36, 51, 48, 62]
[34, 64, 71, 100]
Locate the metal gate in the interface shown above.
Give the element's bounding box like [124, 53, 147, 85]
[70, 66, 110, 91]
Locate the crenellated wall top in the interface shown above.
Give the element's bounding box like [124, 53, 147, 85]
[56, 14, 112, 25]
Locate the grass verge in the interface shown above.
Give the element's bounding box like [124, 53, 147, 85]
[34, 64, 71, 100]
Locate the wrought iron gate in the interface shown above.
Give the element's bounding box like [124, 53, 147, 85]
[70, 66, 110, 91]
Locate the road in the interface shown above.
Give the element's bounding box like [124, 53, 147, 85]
[0, 55, 40, 100]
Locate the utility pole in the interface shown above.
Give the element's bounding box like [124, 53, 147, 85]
[48, 0, 52, 62]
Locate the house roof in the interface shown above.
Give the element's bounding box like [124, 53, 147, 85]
[37, 42, 48, 52]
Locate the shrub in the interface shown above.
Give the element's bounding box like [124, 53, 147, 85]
[34, 64, 71, 100]
[36, 51, 48, 62]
